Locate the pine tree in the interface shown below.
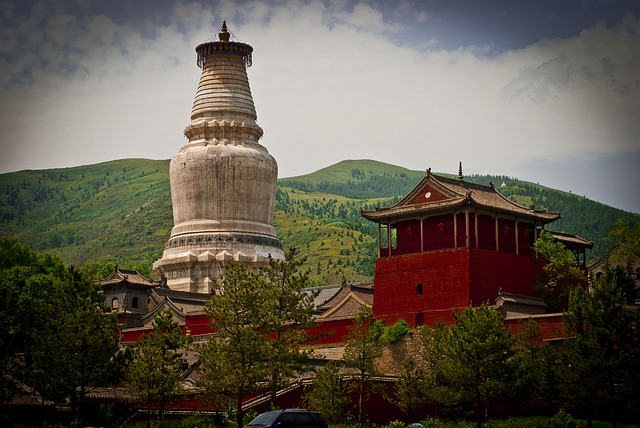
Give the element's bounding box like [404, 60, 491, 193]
[422, 305, 517, 428]
[561, 268, 640, 427]
[393, 358, 427, 422]
[343, 306, 384, 426]
[305, 361, 347, 423]
[261, 247, 316, 408]
[199, 263, 270, 428]
[126, 309, 191, 426]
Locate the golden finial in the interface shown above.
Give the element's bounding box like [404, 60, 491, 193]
[218, 20, 230, 42]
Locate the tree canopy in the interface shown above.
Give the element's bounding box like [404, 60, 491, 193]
[561, 267, 640, 427]
[343, 306, 384, 426]
[260, 247, 316, 408]
[127, 309, 191, 425]
[534, 230, 586, 309]
[421, 305, 518, 428]
[305, 361, 347, 424]
[199, 263, 271, 428]
[0, 237, 123, 424]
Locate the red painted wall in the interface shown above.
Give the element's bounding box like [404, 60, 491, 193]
[477, 213, 496, 250]
[372, 247, 545, 328]
[372, 249, 470, 326]
[498, 218, 517, 254]
[306, 318, 353, 345]
[121, 328, 151, 343]
[456, 212, 466, 248]
[423, 213, 455, 251]
[185, 314, 214, 336]
[468, 248, 542, 306]
[505, 314, 565, 343]
[396, 219, 421, 254]
[518, 223, 535, 256]
[121, 313, 356, 347]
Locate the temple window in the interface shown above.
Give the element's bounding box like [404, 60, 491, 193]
[416, 283, 423, 295]
[132, 296, 139, 309]
[416, 312, 425, 327]
[111, 297, 119, 309]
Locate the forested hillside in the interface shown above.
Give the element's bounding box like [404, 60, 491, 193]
[280, 160, 638, 267]
[0, 159, 172, 276]
[0, 159, 636, 285]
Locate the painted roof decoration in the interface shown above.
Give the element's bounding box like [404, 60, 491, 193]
[361, 169, 560, 223]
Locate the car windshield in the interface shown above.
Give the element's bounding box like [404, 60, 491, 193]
[247, 412, 280, 426]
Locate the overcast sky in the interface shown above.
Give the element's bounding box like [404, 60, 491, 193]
[1, 0, 639, 213]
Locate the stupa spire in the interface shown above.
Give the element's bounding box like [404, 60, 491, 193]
[218, 20, 230, 42]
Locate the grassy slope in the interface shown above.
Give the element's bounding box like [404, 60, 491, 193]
[1, 158, 637, 284]
[282, 159, 426, 184]
[0, 159, 172, 275]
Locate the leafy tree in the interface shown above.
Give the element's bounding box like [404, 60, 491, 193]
[600, 265, 639, 305]
[534, 230, 585, 309]
[32, 267, 123, 423]
[199, 263, 270, 428]
[0, 236, 37, 270]
[513, 319, 564, 415]
[561, 268, 640, 428]
[393, 357, 427, 422]
[606, 220, 640, 303]
[0, 238, 79, 406]
[0, 237, 123, 425]
[127, 309, 191, 426]
[260, 247, 316, 408]
[343, 306, 384, 426]
[305, 361, 347, 423]
[422, 305, 517, 428]
[79, 260, 115, 281]
[607, 219, 640, 274]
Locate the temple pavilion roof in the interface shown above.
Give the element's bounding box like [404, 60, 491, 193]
[313, 282, 373, 322]
[99, 267, 156, 288]
[361, 170, 560, 223]
[546, 230, 594, 250]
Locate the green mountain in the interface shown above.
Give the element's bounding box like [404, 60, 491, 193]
[1, 159, 637, 285]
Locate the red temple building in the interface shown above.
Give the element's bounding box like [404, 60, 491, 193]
[361, 165, 590, 328]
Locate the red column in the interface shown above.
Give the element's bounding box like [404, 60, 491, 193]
[495, 214, 499, 252]
[465, 210, 470, 248]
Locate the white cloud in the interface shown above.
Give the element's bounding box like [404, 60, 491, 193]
[0, 0, 638, 212]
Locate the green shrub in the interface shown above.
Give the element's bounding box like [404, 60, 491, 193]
[383, 319, 410, 343]
[484, 416, 550, 428]
[421, 419, 473, 428]
[549, 410, 583, 428]
[178, 416, 219, 428]
[383, 421, 407, 428]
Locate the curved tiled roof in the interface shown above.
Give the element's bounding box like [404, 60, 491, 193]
[361, 171, 559, 223]
[547, 231, 594, 250]
[99, 268, 157, 287]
